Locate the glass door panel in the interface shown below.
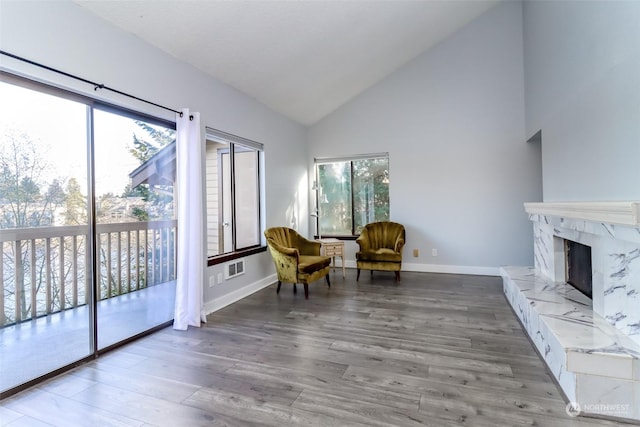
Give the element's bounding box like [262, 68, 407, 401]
[93, 109, 176, 349]
[204, 139, 228, 257]
[0, 81, 92, 392]
[234, 147, 259, 249]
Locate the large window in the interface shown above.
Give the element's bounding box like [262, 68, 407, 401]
[315, 153, 390, 237]
[206, 127, 263, 259]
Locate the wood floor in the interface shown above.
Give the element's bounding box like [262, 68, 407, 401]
[0, 269, 630, 426]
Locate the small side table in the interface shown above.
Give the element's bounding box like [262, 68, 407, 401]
[317, 238, 345, 278]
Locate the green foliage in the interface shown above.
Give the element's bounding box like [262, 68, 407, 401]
[128, 121, 174, 163]
[317, 158, 389, 236]
[317, 162, 352, 235]
[352, 158, 390, 233]
[126, 121, 176, 221]
[46, 179, 66, 205]
[64, 177, 86, 225]
[131, 206, 149, 221]
[122, 182, 149, 199]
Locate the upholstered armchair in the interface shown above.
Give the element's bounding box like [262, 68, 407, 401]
[264, 227, 331, 299]
[356, 221, 406, 282]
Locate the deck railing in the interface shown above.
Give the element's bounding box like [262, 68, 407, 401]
[0, 220, 177, 327]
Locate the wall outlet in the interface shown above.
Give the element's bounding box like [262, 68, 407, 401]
[208, 276, 215, 288]
[413, 249, 419, 257]
[432, 248, 438, 257]
[217, 273, 223, 284]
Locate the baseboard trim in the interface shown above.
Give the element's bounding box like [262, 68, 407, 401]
[343, 260, 498, 276]
[202, 274, 276, 316]
[403, 263, 499, 276]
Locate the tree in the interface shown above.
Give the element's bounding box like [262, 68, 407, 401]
[317, 158, 390, 236]
[64, 177, 86, 225]
[128, 121, 174, 163]
[0, 129, 75, 324]
[0, 130, 71, 228]
[352, 158, 389, 233]
[126, 121, 175, 221]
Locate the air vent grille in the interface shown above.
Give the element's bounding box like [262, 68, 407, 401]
[226, 259, 245, 279]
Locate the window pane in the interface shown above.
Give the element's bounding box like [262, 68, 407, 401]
[234, 147, 259, 249]
[353, 158, 390, 234]
[318, 162, 352, 236]
[206, 137, 262, 257]
[205, 140, 229, 256]
[94, 109, 176, 349]
[0, 80, 92, 392]
[315, 155, 390, 236]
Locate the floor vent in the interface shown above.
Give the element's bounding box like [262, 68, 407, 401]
[226, 259, 245, 279]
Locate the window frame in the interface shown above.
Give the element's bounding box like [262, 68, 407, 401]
[314, 152, 390, 238]
[205, 127, 265, 266]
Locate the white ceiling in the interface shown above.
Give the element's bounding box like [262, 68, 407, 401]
[75, 0, 500, 126]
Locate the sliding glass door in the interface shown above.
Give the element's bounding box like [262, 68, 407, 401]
[93, 108, 176, 349]
[0, 74, 176, 395]
[0, 79, 92, 392]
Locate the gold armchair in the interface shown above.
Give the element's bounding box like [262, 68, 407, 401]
[356, 221, 405, 282]
[264, 227, 331, 299]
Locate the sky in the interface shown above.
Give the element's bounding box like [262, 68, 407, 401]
[0, 80, 171, 197]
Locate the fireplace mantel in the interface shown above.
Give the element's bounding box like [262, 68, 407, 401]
[524, 201, 640, 226]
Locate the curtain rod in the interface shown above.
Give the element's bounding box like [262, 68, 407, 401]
[0, 50, 186, 117]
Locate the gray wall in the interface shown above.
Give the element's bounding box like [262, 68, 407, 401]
[523, 0, 640, 201]
[0, 0, 307, 306]
[308, 1, 541, 272]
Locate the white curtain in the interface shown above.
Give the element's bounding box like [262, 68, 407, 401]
[173, 108, 205, 330]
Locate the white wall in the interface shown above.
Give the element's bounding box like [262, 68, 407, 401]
[0, 0, 307, 307]
[523, 0, 640, 201]
[308, 1, 541, 273]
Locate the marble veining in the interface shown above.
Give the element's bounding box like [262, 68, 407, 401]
[502, 266, 640, 420]
[604, 284, 625, 296]
[521, 202, 640, 420]
[577, 343, 640, 358]
[529, 213, 640, 347]
[602, 223, 615, 237]
[610, 249, 640, 279]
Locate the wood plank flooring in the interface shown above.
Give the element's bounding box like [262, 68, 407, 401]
[0, 269, 631, 426]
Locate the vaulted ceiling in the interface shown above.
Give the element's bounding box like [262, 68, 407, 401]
[75, 0, 500, 126]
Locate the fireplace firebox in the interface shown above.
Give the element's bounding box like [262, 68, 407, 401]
[565, 239, 592, 299]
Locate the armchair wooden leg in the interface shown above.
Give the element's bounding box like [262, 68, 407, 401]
[304, 283, 309, 299]
[395, 271, 401, 282]
[370, 270, 374, 278]
[325, 274, 331, 288]
[357, 269, 360, 281]
[293, 284, 297, 294]
[276, 280, 282, 294]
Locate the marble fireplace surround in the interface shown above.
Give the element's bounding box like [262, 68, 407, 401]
[501, 201, 640, 421]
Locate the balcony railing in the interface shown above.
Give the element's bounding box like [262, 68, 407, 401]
[0, 220, 177, 328]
